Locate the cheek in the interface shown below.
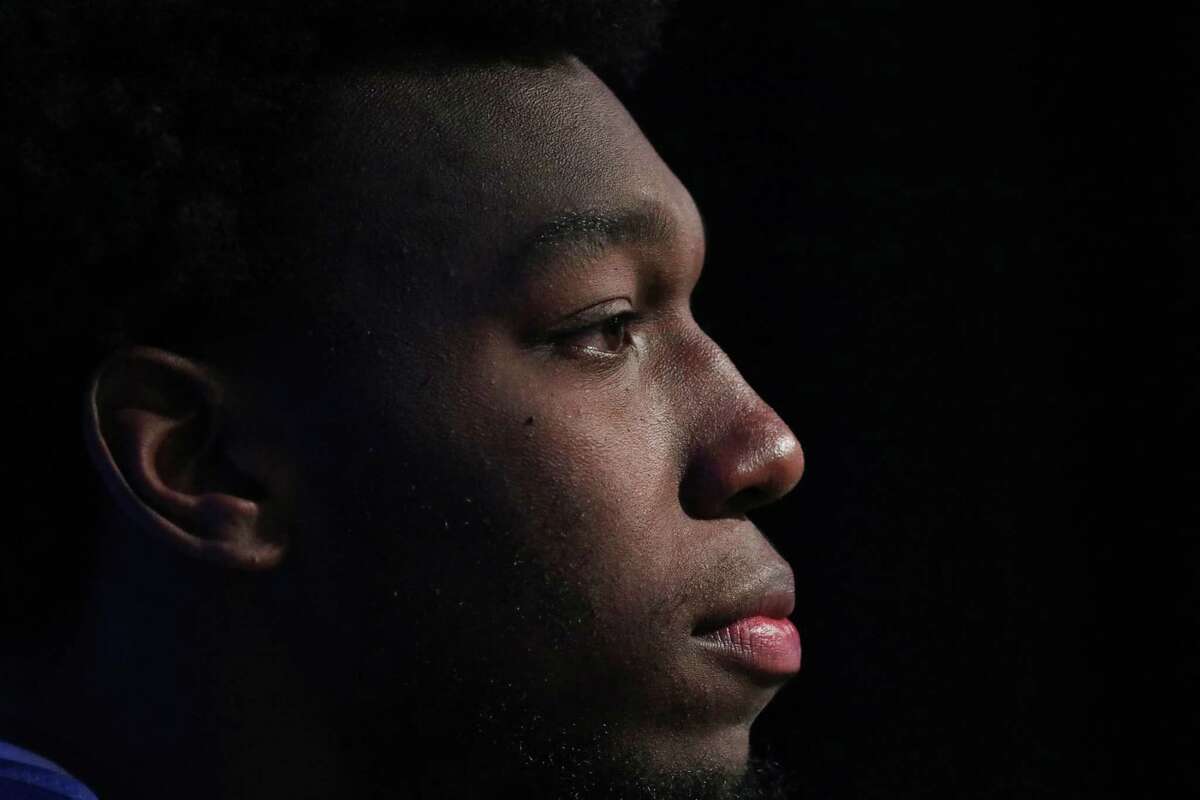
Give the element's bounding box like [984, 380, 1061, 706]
[289, 327, 748, 741]
[480, 388, 666, 586]
[449, 347, 695, 656]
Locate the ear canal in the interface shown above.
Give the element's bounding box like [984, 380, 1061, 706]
[209, 439, 269, 500]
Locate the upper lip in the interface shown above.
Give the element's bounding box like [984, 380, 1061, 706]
[691, 562, 796, 637]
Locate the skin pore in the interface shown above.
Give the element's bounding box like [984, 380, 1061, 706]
[21, 54, 805, 799]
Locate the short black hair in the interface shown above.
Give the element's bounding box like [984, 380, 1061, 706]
[0, 0, 675, 645]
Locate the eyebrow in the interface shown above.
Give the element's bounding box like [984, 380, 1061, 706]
[504, 201, 691, 283]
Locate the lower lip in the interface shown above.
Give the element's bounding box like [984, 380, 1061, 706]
[696, 616, 802, 678]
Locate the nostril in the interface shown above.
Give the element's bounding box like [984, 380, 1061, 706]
[728, 485, 769, 514]
[678, 407, 805, 520]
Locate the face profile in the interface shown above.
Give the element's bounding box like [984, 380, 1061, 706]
[2, 5, 805, 800]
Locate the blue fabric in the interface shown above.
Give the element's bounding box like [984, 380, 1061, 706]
[0, 741, 97, 800]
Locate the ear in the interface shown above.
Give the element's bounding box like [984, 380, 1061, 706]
[83, 346, 285, 570]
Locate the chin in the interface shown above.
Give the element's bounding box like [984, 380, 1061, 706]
[585, 724, 776, 800]
[699, 723, 755, 769]
[612, 720, 754, 781]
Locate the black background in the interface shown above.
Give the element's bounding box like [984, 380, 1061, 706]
[620, 5, 1196, 798]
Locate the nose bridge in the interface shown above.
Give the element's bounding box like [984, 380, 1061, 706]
[685, 331, 761, 428]
[674, 329, 805, 519]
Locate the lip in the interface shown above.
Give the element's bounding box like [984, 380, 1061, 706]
[692, 566, 801, 679]
[695, 616, 802, 678]
[692, 567, 796, 637]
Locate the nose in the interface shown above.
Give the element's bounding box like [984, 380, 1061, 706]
[678, 345, 805, 520]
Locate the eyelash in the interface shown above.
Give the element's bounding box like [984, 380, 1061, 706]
[551, 311, 642, 360]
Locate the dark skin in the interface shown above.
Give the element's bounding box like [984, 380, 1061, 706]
[15, 56, 804, 799]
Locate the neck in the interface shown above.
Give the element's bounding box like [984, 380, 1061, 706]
[1, 524, 351, 798]
[1, 522, 523, 799]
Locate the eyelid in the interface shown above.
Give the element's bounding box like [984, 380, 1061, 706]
[546, 297, 635, 333]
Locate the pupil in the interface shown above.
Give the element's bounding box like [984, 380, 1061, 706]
[603, 317, 625, 350]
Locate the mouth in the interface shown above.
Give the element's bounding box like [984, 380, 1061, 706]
[692, 569, 801, 680]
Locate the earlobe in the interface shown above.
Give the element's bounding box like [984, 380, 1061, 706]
[82, 346, 285, 571]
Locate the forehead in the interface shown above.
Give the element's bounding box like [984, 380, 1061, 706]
[308, 56, 703, 289]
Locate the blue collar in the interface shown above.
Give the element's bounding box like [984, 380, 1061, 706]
[0, 739, 98, 800]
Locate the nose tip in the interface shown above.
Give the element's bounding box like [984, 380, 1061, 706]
[680, 409, 805, 519]
[751, 431, 806, 503]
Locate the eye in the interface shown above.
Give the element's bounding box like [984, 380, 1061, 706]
[554, 311, 639, 357]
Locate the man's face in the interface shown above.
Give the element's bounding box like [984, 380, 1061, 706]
[244, 56, 805, 793]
